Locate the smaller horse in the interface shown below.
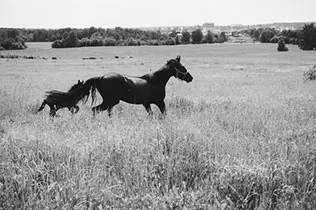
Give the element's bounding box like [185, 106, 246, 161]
[37, 80, 87, 117]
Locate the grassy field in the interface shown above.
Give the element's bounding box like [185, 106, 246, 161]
[1, 42, 316, 209]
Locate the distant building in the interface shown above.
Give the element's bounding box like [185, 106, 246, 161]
[201, 22, 215, 35]
[202, 23, 215, 28]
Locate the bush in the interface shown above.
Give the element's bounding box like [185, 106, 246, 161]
[277, 38, 288, 52]
[303, 65, 316, 81]
[51, 40, 63, 48]
[1, 38, 27, 50]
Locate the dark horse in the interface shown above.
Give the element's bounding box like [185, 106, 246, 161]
[74, 56, 193, 116]
[37, 80, 89, 117]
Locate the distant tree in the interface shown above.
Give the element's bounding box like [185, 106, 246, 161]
[175, 36, 181, 45]
[165, 37, 175, 45]
[80, 37, 91, 47]
[191, 29, 203, 44]
[260, 28, 276, 43]
[0, 28, 27, 50]
[125, 37, 138, 46]
[299, 23, 316, 50]
[62, 32, 69, 40]
[105, 29, 121, 41]
[88, 27, 97, 38]
[217, 32, 228, 43]
[32, 29, 49, 41]
[169, 30, 177, 38]
[253, 29, 260, 41]
[52, 31, 79, 48]
[91, 32, 104, 39]
[280, 30, 299, 44]
[204, 30, 214, 43]
[7, 29, 19, 39]
[103, 37, 116, 46]
[90, 38, 103, 46]
[181, 31, 191, 44]
[64, 31, 80, 47]
[0, 30, 6, 41]
[2, 38, 15, 49]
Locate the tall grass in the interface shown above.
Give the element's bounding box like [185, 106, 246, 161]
[1, 44, 316, 209]
[1, 91, 316, 209]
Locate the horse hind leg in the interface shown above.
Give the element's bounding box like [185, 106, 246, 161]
[92, 102, 109, 116]
[107, 101, 119, 117]
[69, 105, 79, 114]
[37, 101, 46, 112]
[92, 101, 119, 117]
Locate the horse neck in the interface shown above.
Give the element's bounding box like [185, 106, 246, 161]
[68, 83, 89, 99]
[150, 65, 174, 86]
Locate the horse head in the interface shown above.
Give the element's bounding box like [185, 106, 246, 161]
[68, 80, 85, 92]
[167, 56, 193, 83]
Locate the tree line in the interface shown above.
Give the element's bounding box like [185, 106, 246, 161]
[242, 23, 316, 50]
[1, 24, 315, 50]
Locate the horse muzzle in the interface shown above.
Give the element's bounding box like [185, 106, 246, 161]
[185, 73, 193, 83]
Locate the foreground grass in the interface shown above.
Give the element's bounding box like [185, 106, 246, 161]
[1, 43, 316, 209]
[1, 92, 316, 209]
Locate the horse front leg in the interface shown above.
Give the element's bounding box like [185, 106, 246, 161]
[143, 103, 153, 116]
[155, 101, 166, 116]
[49, 106, 57, 117]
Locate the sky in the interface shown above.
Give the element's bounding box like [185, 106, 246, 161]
[0, 0, 315, 29]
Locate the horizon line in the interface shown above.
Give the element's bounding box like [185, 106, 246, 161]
[0, 21, 315, 30]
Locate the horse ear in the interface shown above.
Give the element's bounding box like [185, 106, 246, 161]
[176, 56, 181, 62]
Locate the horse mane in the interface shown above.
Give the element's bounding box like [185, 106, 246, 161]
[68, 80, 84, 92]
[167, 59, 176, 65]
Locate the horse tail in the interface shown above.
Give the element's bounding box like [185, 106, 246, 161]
[37, 101, 46, 112]
[81, 77, 100, 105]
[90, 82, 97, 105]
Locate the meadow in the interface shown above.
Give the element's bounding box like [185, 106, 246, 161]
[0, 42, 316, 209]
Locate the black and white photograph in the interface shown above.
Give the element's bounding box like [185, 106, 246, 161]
[0, 0, 316, 209]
